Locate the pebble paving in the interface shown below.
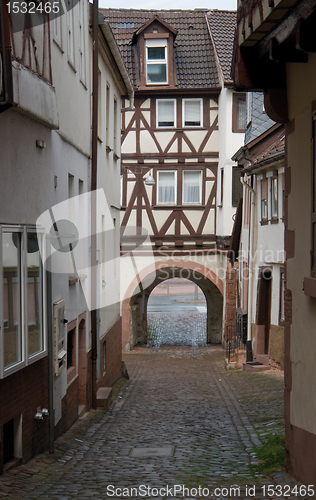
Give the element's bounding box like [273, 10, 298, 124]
[0, 346, 311, 500]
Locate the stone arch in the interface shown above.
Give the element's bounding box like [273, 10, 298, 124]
[122, 260, 224, 350]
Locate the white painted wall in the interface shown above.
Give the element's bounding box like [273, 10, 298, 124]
[217, 88, 245, 237]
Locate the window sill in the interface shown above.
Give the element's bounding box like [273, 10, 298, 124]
[80, 78, 88, 90]
[154, 205, 206, 210]
[69, 275, 78, 285]
[232, 128, 245, 133]
[270, 218, 279, 224]
[53, 37, 64, 54]
[303, 277, 316, 298]
[260, 219, 269, 226]
[68, 59, 77, 74]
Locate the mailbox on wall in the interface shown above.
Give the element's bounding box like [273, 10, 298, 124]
[53, 300, 67, 375]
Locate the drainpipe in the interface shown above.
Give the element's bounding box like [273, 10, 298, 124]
[0, 1, 13, 112]
[240, 175, 255, 362]
[91, 0, 99, 410]
[47, 269, 54, 453]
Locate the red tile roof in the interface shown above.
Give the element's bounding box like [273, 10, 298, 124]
[101, 9, 222, 90]
[206, 10, 237, 84]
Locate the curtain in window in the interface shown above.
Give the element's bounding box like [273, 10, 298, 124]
[158, 101, 174, 126]
[237, 98, 246, 130]
[183, 171, 200, 203]
[271, 177, 278, 217]
[261, 178, 268, 219]
[184, 101, 201, 126]
[158, 172, 175, 203]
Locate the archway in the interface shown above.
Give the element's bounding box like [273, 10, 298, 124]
[148, 278, 207, 347]
[122, 260, 224, 350]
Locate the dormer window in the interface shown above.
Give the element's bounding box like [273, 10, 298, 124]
[146, 39, 168, 84]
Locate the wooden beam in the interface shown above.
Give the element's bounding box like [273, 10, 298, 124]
[296, 15, 316, 52]
[269, 38, 308, 63]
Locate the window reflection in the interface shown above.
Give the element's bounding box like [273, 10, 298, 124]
[3, 232, 22, 368]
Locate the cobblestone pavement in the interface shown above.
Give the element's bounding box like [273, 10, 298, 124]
[0, 346, 310, 500]
[148, 313, 207, 347]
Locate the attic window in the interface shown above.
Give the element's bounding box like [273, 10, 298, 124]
[146, 38, 168, 84]
[117, 22, 134, 28]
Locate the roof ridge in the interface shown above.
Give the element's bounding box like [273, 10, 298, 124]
[101, 8, 236, 12]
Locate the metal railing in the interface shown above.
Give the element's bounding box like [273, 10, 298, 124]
[225, 313, 247, 361]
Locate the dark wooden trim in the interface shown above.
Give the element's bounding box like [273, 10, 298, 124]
[203, 97, 210, 128]
[177, 167, 182, 206]
[136, 87, 221, 96]
[270, 218, 279, 224]
[121, 152, 219, 160]
[152, 205, 206, 210]
[198, 115, 219, 153]
[144, 33, 169, 39]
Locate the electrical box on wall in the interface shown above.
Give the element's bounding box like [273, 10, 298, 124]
[53, 300, 67, 375]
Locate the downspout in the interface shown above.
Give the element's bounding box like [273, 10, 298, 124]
[240, 175, 255, 362]
[47, 269, 54, 453]
[0, 1, 13, 112]
[91, 0, 99, 410]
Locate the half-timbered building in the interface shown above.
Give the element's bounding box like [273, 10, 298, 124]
[102, 9, 246, 350]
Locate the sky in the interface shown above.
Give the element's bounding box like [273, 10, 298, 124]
[99, 0, 237, 11]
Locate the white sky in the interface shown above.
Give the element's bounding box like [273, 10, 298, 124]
[99, 0, 237, 11]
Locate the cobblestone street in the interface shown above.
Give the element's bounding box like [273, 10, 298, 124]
[0, 347, 302, 500]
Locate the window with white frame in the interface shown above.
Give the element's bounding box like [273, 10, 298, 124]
[67, 0, 74, 65]
[261, 178, 268, 221]
[146, 39, 168, 84]
[183, 170, 202, 204]
[114, 97, 118, 156]
[1, 227, 44, 376]
[157, 99, 175, 127]
[53, 10, 62, 48]
[78, 0, 85, 81]
[157, 171, 176, 204]
[271, 176, 278, 218]
[183, 99, 202, 127]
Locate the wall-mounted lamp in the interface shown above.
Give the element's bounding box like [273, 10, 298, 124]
[145, 175, 155, 186]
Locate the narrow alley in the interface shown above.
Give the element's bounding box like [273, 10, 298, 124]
[0, 347, 296, 500]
